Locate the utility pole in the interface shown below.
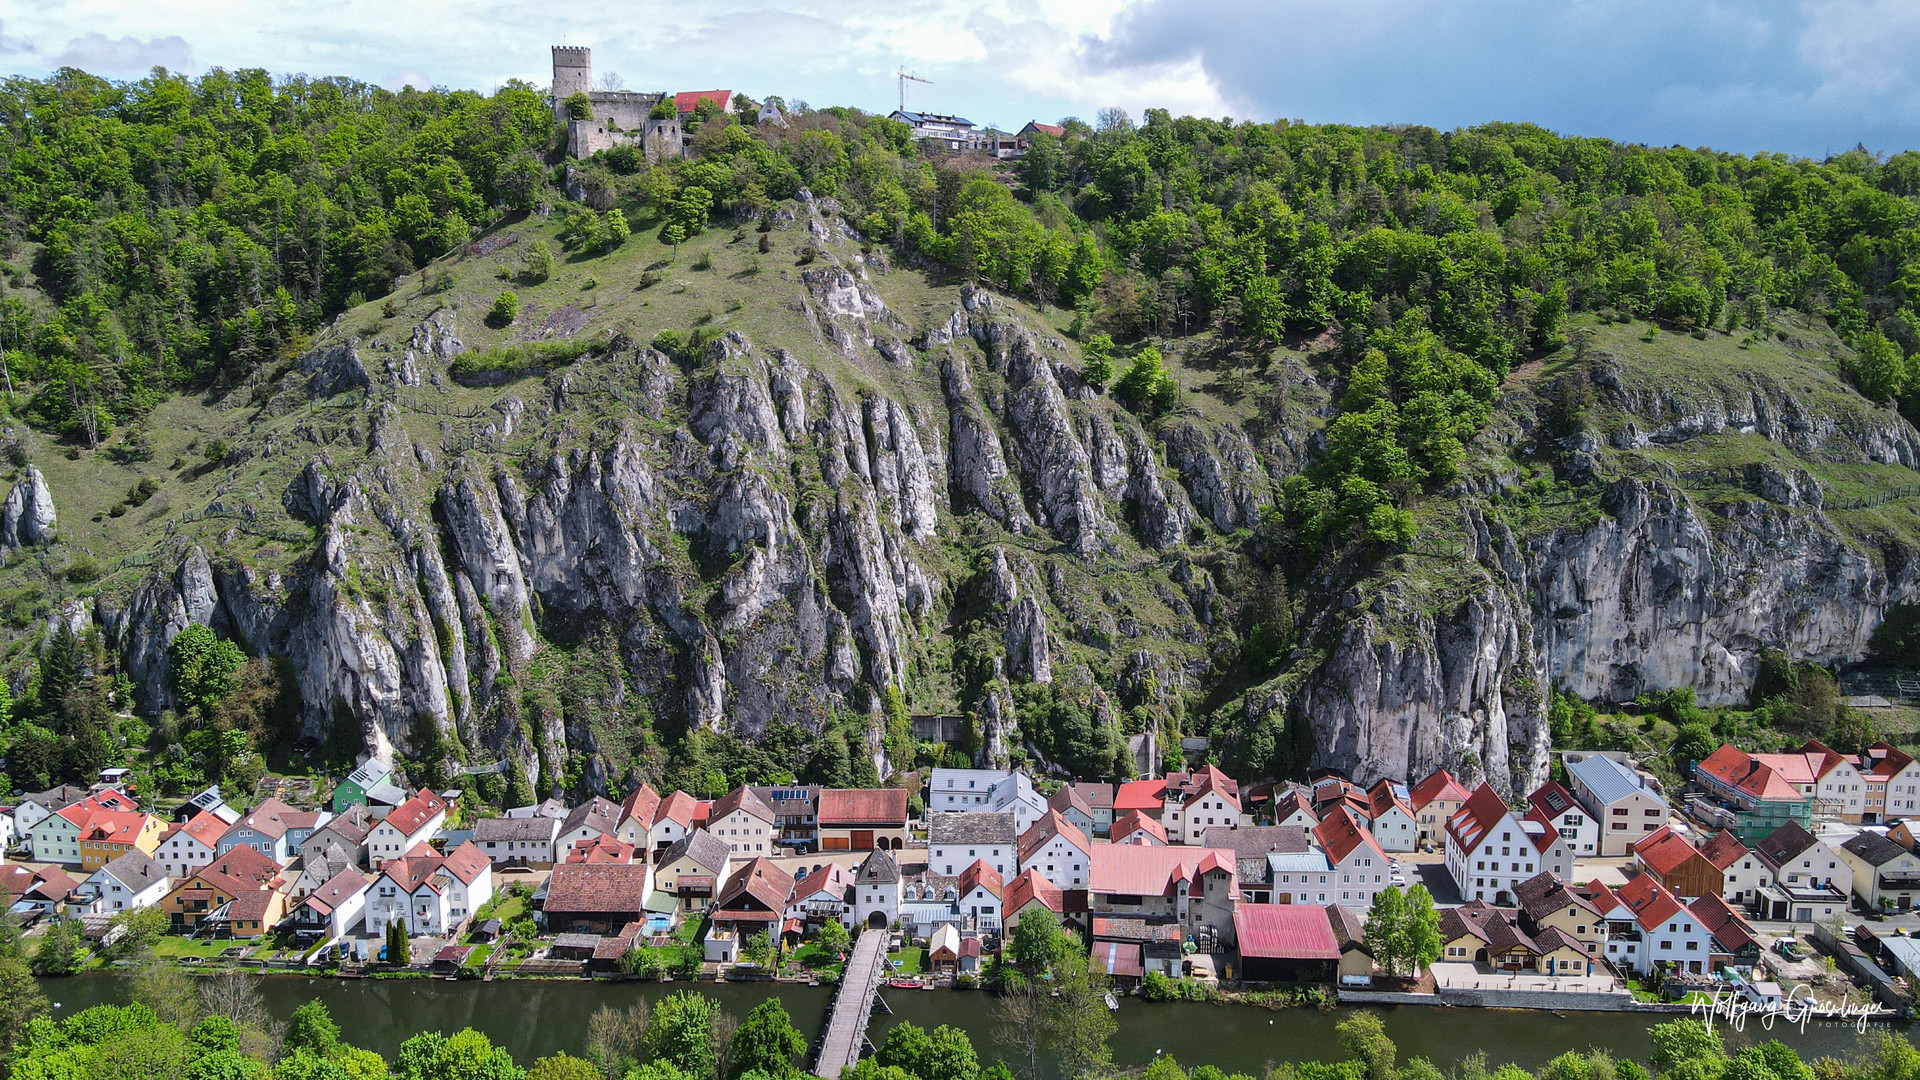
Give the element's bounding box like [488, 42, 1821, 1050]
[896, 67, 930, 113]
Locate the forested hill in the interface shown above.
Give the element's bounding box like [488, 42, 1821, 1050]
[0, 64, 1918, 806]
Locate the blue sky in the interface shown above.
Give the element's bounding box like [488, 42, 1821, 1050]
[4, 0, 1918, 158]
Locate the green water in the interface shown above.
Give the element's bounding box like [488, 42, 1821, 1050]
[38, 975, 1898, 1072]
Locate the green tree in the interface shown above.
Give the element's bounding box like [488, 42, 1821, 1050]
[1336, 1012, 1398, 1080]
[644, 991, 718, 1080]
[284, 1000, 340, 1056]
[1401, 885, 1441, 975]
[487, 292, 520, 329]
[1363, 886, 1411, 976]
[1848, 330, 1907, 401]
[0, 953, 47, 1058]
[385, 919, 411, 966]
[168, 625, 246, 720]
[31, 918, 84, 975]
[1671, 722, 1717, 776]
[726, 1000, 805, 1080]
[395, 1028, 525, 1080]
[1081, 334, 1115, 391]
[522, 242, 554, 284]
[740, 930, 775, 968]
[1648, 1020, 1726, 1080]
[1007, 908, 1070, 974]
[815, 918, 849, 956]
[567, 93, 593, 120]
[528, 1054, 603, 1080]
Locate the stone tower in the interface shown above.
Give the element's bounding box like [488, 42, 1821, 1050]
[551, 46, 592, 121]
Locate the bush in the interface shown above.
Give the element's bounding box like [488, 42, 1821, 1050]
[63, 553, 101, 584]
[486, 292, 520, 329]
[448, 339, 593, 382]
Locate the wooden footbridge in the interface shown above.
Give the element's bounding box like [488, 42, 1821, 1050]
[812, 929, 890, 1078]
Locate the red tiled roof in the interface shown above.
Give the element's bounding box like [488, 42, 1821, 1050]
[1026, 122, 1065, 138]
[620, 783, 661, 828]
[1617, 872, 1686, 932]
[1690, 892, 1758, 953]
[1633, 826, 1706, 878]
[1004, 868, 1062, 915]
[566, 835, 637, 864]
[708, 786, 775, 826]
[1313, 806, 1385, 865]
[545, 863, 654, 915]
[1862, 742, 1916, 779]
[1445, 782, 1511, 852]
[0, 864, 74, 903]
[716, 857, 794, 913]
[959, 859, 1004, 901]
[177, 810, 230, 850]
[675, 90, 732, 114]
[655, 790, 700, 828]
[1527, 781, 1580, 819]
[1113, 779, 1165, 813]
[1272, 791, 1318, 823]
[1234, 903, 1341, 960]
[440, 841, 490, 884]
[1110, 810, 1166, 844]
[70, 809, 156, 845]
[1365, 780, 1411, 820]
[794, 863, 854, 903]
[817, 788, 909, 827]
[1700, 830, 1748, 871]
[1048, 785, 1093, 820]
[1180, 765, 1241, 812]
[223, 797, 298, 842]
[301, 868, 369, 915]
[1697, 745, 1806, 801]
[1409, 770, 1471, 811]
[1090, 845, 1237, 899]
[382, 790, 448, 838]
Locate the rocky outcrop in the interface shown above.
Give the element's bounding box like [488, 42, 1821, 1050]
[0, 466, 56, 547]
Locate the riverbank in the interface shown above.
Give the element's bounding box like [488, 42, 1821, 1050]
[37, 972, 1900, 1074]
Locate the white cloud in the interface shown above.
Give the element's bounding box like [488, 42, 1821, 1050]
[51, 32, 192, 75]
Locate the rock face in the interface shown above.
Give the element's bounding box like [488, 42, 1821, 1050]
[0, 467, 55, 547]
[75, 199, 1920, 800]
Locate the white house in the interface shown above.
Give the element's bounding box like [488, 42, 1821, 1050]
[1615, 874, 1714, 975]
[11, 785, 89, 844]
[1701, 830, 1767, 906]
[1160, 766, 1243, 845]
[287, 867, 370, 941]
[27, 792, 136, 865]
[474, 816, 561, 867]
[956, 860, 1005, 930]
[649, 791, 700, 853]
[82, 851, 168, 914]
[1445, 782, 1573, 906]
[1751, 822, 1851, 922]
[157, 810, 229, 880]
[365, 790, 449, 868]
[1017, 810, 1091, 890]
[556, 796, 624, 858]
[216, 797, 298, 864]
[1265, 850, 1334, 905]
[705, 787, 778, 858]
[787, 864, 856, 925]
[1365, 781, 1418, 853]
[929, 812, 1017, 878]
[929, 768, 1013, 813]
[613, 783, 662, 848]
[1565, 753, 1670, 856]
[1526, 781, 1599, 858]
[1314, 807, 1390, 908]
[365, 841, 492, 937]
[852, 848, 901, 931]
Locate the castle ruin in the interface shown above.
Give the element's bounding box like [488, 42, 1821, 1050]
[551, 46, 683, 161]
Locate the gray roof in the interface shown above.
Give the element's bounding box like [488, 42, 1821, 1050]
[99, 851, 164, 889]
[474, 816, 560, 842]
[21, 785, 89, 811]
[345, 759, 391, 788]
[1266, 851, 1331, 875]
[1202, 825, 1310, 860]
[928, 811, 1017, 847]
[300, 842, 357, 885]
[1567, 754, 1662, 808]
[1842, 831, 1912, 867]
[857, 848, 900, 884]
[562, 797, 622, 837]
[364, 780, 408, 806]
[662, 829, 730, 875]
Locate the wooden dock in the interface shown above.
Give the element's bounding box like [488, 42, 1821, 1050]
[812, 929, 889, 1079]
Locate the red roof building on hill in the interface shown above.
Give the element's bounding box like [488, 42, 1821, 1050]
[675, 90, 733, 115]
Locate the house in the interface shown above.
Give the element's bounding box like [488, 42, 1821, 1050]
[1088, 844, 1238, 947]
[292, 840, 359, 901]
[299, 804, 375, 866]
[161, 846, 278, 931]
[1633, 826, 1723, 901]
[1312, 779, 1373, 824]
[1090, 915, 1183, 982]
[1700, 830, 1765, 905]
[474, 816, 561, 868]
[1363, 781, 1418, 852]
[1527, 781, 1598, 858]
[0, 864, 76, 920]
[1233, 903, 1339, 982]
[1615, 873, 1713, 975]
[1314, 807, 1391, 908]
[156, 810, 230, 880]
[555, 796, 624, 857]
[955, 860, 1005, 929]
[852, 848, 901, 931]
[1110, 811, 1167, 846]
[366, 790, 449, 867]
[1444, 782, 1571, 905]
[710, 858, 794, 936]
[656, 830, 732, 914]
[751, 785, 821, 849]
[1861, 742, 1920, 822]
[566, 835, 638, 864]
[1066, 783, 1115, 837]
[675, 89, 735, 117]
[705, 787, 778, 859]
[331, 758, 393, 811]
[982, 773, 1047, 832]
[929, 768, 1014, 812]
[817, 789, 909, 852]
[889, 110, 984, 151]
[74, 809, 168, 871]
[650, 791, 701, 853]
[1839, 831, 1920, 910]
[1003, 868, 1065, 931]
[1513, 871, 1608, 957]
[1047, 786, 1098, 841]
[1114, 779, 1166, 824]
[1756, 740, 1865, 821]
[1565, 753, 1669, 855]
[217, 797, 300, 863]
[1438, 902, 1590, 976]
[788, 864, 855, 925]
[1203, 825, 1317, 904]
[1161, 766, 1244, 845]
[1751, 821, 1851, 922]
[12, 785, 91, 845]
[1017, 810, 1091, 890]
[81, 851, 168, 914]
[928, 812, 1017, 877]
[612, 783, 663, 850]
[1410, 770, 1471, 848]
[281, 809, 331, 852]
[929, 922, 965, 974]
[1326, 905, 1376, 986]
[366, 841, 493, 937]
[170, 785, 234, 825]
[506, 798, 569, 821]
[1694, 745, 1816, 842]
[544, 862, 654, 935]
[1691, 893, 1761, 969]
[1271, 791, 1319, 830]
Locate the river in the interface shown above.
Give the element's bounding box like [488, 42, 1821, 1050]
[38, 975, 1901, 1072]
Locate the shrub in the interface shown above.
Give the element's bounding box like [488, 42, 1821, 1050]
[64, 553, 102, 584]
[447, 339, 593, 382]
[486, 291, 520, 328]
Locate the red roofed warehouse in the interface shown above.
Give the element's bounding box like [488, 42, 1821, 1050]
[817, 788, 909, 852]
[1234, 903, 1340, 982]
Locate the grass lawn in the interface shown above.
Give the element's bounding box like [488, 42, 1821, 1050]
[788, 944, 845, 979]
[151, 937, 240, 960]
[464, 944, 494, 968]
[888, 948, 925, 975]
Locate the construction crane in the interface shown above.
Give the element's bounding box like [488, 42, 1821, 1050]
[896, 67, 930, 113]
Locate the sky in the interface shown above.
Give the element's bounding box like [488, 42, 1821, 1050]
[4, 0, 1920, 158]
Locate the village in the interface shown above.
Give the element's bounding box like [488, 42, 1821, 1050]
[4, 734, 1920, 1018]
